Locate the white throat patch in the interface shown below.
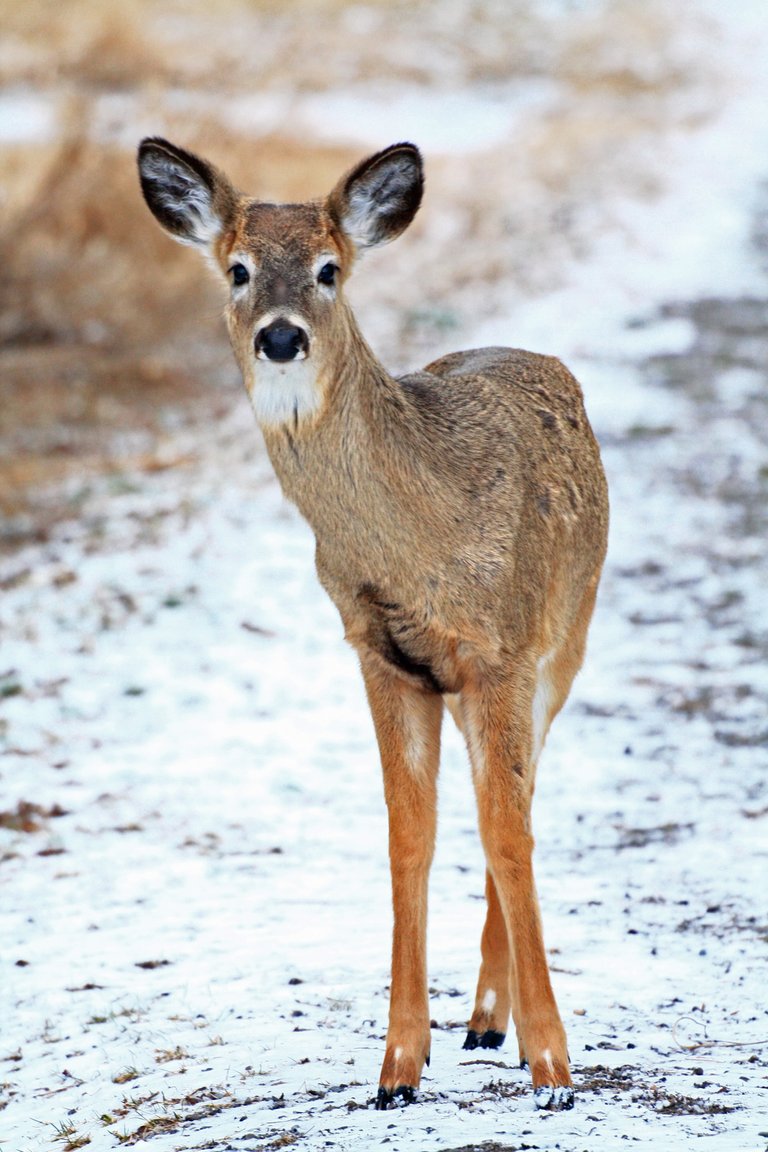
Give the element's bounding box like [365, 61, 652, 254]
[245, 359, 322, 428]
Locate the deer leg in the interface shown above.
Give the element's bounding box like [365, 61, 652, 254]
[448, 699, 517, 1056]
[462, 677, 574, 1111]
[464, 869, 519, 1054]
[449, 700, 523, 1061]
[360, 658, 443, 1109]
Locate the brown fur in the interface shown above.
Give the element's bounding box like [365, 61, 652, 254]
[138, 138, 609, 1110]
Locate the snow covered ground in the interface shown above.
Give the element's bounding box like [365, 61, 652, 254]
[2, 3, 768, 1150]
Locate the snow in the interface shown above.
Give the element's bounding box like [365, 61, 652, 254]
[0, 92, 57, 145]
[2, 3, 768, 1150]
[287, 83, 552, 154]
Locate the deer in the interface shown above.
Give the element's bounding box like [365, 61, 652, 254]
[137, 136, 609, 1112]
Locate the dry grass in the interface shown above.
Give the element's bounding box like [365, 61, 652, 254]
[0, 1, 375, 539]
[0, 121, 358, 539]
[1, 126, 208, 352]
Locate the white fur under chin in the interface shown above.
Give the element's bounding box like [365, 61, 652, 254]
[246, 359, 322, 428]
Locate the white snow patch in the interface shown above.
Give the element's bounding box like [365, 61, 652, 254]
[0, 91, 57, 144]
[294, 81, 553, 154]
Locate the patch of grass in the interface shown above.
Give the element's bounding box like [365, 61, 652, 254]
[577, 1063, 636, 1093]
[615, 821, 695, 850]
[435, 1144, 523, 1152]
[472, 1077, 528, 1105]
[112, 1068, 141, 1084]
[51, 1120, 91, 1150]
[117, 1114, 181, 1145]
[115, 1091, 159, 1116]
[646, 1087, 736, 1115]
[154, 1046, 188, 1064]
[87, 1005, 144, 1027]
[0, 800, 68, 832]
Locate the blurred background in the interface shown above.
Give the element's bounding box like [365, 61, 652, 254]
[0, 0, 741, 548]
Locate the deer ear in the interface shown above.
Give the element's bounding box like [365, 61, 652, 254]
[328, 143, 423, 251]
[138, 137, 236, 250]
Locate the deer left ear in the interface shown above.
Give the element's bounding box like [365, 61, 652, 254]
[328, 143, 423, 251]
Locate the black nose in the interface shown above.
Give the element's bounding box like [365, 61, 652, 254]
[255, 321, 309, 363]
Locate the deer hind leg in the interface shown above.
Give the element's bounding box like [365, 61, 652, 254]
[360, 657, 443, 1109]
[447, 698, 522, 1061]
[463, 869, 526, 1059]
[460, 671, 574, 1111]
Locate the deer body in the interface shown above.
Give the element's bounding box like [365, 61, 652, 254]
[138, 138, 609, 1112]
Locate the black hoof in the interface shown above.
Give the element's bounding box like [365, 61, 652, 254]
[375, 1084, 417, 1110]
[463, 1028, 506, 1051]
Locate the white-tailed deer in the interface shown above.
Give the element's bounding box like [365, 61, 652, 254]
[138, 137, 608, 1111]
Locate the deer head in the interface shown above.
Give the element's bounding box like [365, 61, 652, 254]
[138, 138, 424, 428]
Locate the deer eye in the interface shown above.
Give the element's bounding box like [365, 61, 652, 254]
[317, 262, 338, 287]
[229, 263, 250, 287]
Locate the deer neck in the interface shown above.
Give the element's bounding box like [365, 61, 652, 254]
[258, 305, 401, 527]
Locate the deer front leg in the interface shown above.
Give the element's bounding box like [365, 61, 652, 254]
[360, 657, 442, 1109]
[462, 679, 574, 1111]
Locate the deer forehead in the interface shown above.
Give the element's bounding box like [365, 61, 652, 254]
[226, 200, 345, 269]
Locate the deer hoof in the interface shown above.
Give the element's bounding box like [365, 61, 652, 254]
[534, 1084, 575, 1111]
[463, 1028, 506, 1051]
[375, 1084, 418, 1109]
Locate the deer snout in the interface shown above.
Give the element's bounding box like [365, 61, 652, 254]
[255, 320, 310, 363]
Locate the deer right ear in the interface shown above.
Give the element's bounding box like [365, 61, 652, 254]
[138, 137, 235, 250]
[328, 143, 424, 251]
